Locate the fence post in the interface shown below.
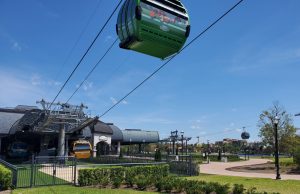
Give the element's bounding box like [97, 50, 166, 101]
[73, 157, 77, 186]
[30, 154, 34, 187]
[12, 168, 18, 188]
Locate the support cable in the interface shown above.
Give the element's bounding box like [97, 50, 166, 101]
[66, 38, 118, 103]
[99, 0, 245, 118]
[49, 0, 123, 109]
[54, 0, 103, 81]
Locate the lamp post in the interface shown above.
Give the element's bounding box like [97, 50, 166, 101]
[207, 140, 210, 164]
[171, 130, 178, 155]
[181, 131, 184, 156]
[274, 116, 281, 180]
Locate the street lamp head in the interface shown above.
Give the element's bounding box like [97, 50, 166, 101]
[274, 116, 280, 124]
[181, 131, 184, 135]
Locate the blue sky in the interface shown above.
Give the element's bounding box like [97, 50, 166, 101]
[0, 0, 300, 143]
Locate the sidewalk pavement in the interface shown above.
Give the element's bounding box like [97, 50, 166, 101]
[200, 159, 300, 180]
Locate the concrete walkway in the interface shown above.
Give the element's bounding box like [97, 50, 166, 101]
[200, 159, 300, 180]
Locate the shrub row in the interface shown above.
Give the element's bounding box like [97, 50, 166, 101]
[137, 176, 279, 194]
[78, 164, 278, 194]
[0, 164, 12, 190]
[78, 164, 169, 187]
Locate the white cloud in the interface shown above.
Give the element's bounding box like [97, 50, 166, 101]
[30, 74, 61, 88]
[48, 80, 61, 87]
[110, 97, 128, 105]
[11, 41, 22, 51]
[191, 125, 201, 129]
[0, 71, 44, 106]
[110, 97, 118, 105]
[83, 81, 93, 91]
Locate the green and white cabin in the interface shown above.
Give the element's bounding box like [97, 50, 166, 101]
[116, 0, 190, 59]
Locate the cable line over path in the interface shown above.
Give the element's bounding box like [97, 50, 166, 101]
[49, 0, 123, 109]
[66, 38, 118, 103]
[99, 0, 245, 118]
[54, 0, 103, 82]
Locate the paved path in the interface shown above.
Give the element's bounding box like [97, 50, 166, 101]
[200, 159, 300, 180]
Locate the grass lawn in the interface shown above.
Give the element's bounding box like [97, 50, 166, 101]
[188, 174, 300, 194]
[13, 185, 156, 194]
[16, 165, 68, 187]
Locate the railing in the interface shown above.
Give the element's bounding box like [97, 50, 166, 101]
[0, 156, 77, 188]
[78, 155, 158, 166]
[166, 155, 199, 176]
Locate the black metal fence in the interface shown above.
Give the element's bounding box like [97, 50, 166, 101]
[166, 155, 199, 176]
[0, 154, 199, 189]
[78, 155, 156, 165]
[0, 156, 76, 188]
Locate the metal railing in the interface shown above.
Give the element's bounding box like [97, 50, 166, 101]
[0, 156, 77, 188]
[166, 155, 199, 176]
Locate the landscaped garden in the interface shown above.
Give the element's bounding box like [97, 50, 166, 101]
[4, 163, 300, 194]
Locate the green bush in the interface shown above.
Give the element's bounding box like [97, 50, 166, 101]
[0, 165, 12, 190]
[233, 184, 245, 194]
[294, 147, 300, 167]
[160, 176, 174, 193]
[79, 165, 279, 194]
[124, 167, 135, 187]
[134, 175, 150, 190]
[110, 167, 124, 188]
[78, 164, 169, 187]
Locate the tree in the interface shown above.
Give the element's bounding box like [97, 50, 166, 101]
[258, 102, 297, 154]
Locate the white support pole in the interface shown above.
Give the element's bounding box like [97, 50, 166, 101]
[117, 141, 121, 155]
[58, 124, 65, 157]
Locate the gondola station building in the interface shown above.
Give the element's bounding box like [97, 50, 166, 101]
[0, 105, 159, 158]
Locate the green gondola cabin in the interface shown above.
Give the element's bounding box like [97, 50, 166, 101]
[117, 0, 190, 59]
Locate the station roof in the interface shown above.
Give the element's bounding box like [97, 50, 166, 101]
[92, 121, 113, 134]
[0, 110, 25, 135]
[121, 129, 159, 144]
[109, 124, 123, 141]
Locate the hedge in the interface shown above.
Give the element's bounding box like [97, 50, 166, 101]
[78, 164, 169, 187]
[0, 164, 12, 190]
[78, 164, 278, 194]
